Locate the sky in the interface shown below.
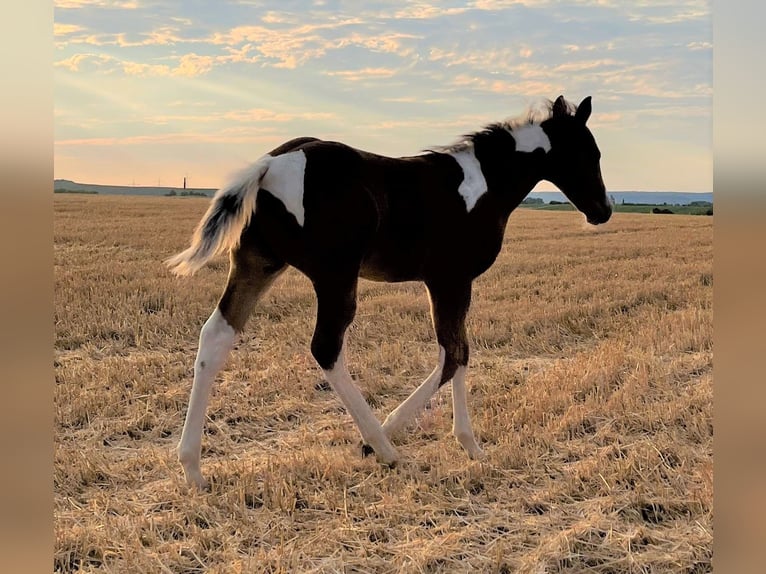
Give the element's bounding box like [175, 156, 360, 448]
[54, 0, 712, 192]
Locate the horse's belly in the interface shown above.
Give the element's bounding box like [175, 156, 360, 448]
[360, 251, 422, 283]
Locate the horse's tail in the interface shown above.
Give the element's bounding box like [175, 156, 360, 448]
[165, 157, 271, 276]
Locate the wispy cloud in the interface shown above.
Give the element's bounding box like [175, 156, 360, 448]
[392, 4, 470, 19]
[381, 96, 446, 104]
[172, 54, 215, 77]
[53, 23, 85, 35]
[687, 41, 712, 50]
[55, 130, 280, 147]
[206, 17, 368, 69]
[54, 26, 189, 48]
[428, 46, 535, 73]
[325, 68, 399, 82]
[221, 109, 337, 123]
[55, 0, 139, 8]
[337, 32, 420, 58]
[450, 74, 560, 97]
[54, 53, 114, 72]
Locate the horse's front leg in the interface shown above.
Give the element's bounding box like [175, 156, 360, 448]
[311, 276, 399, 465]
[379, 281, 483, 458]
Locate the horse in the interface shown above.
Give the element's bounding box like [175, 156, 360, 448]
[167, 95, 611, 488]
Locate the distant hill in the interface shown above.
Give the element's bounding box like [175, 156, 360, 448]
[54, 179, 216, 197]
[54, 179, 712, 206]
[528, 191, 712, 205]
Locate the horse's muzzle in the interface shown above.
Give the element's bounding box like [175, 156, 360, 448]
[587, 202, 612, 225]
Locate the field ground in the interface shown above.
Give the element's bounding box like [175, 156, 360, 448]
[55, 196, 712, 573]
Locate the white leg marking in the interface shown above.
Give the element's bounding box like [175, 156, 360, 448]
[323, 341, 399, 464]
[449, 144, 488, 212]
[382, 346, 446, 437]
[509, 123, 551, 153]
[178, 308, 237, 488]
[260, 150, 307, 226]
[451, 365, 484, 459]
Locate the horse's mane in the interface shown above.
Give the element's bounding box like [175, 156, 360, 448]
[432, 97, 579, 153]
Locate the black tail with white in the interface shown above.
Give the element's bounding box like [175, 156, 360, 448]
[166, 158, 271, 276]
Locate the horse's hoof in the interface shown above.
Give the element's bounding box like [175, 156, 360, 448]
[360, 443, 398, 469]
[314, 380, 332, 392]
[361, 442, 375, 457]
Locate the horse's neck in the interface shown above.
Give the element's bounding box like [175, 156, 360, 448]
[489, 162, 545, 220]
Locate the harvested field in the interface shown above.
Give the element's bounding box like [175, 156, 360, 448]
[54, 195, 712, 573]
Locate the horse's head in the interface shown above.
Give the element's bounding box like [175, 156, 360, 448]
[540, 96, 612, 225]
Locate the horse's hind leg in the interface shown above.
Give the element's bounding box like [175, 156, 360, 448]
[178, 247, 285, 488]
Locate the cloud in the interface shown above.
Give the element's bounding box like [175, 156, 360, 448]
[627, 7, 709, 24]
[54, 53, 114, 72]
[450, 74, 560, 97]
[132, 107, 337, 127]
[602, 74, 712, 100]
[586, 111, 623, 128]
[172, 54, 215, 77]
[221, 108, 337, 123]
[53, 23, 85, 35]
[392, 4, 470, 19]
[55, 25, 188, 48]
[470, 0, 552, 8]
[687, 41, 712, 51]
[121, 61, 171, 76]
[639, 105, 710, 118]
[117, 53, 216, 77]
[55, 0, 139, 8]
[56, 129, 285, 147]
[337, 32, 421, 59]
[207, 25, 328, 69]
[325, 67, 399, 82]
[206, 16, 385, 69]
[563, 42, 616, 53]
[381, 96, 446, 104]
[56, 51, 233, 78]
[428, 46, 537, 74]
[553, 58, 622, 72]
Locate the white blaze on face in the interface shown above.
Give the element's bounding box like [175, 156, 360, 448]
[510, 124, 551, 153]
[449, 144, 488, 212]
[261, 150, 307, 226]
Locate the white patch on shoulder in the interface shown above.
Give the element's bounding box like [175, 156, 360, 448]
[449, 144, 488, 212]
[260, 150, 307, 226]
[510, 124, 551, 153]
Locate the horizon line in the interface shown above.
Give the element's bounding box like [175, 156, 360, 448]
[53, 178, 713, 195]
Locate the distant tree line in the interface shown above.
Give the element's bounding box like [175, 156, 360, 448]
[54, 189, 98, 194]
[165, 190, 209, 197]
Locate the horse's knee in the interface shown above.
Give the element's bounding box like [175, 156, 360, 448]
[438, 342, 469, 387]
[311, 333, 343, 371]
[312, 284, 357, 370]
[196, 309, 236, 372]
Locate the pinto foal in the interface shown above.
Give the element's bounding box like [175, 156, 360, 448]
[168, 95, 611, 488]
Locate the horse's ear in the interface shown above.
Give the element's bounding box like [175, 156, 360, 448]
[552, 95, 568, 117]
[575, 96, 592, 124]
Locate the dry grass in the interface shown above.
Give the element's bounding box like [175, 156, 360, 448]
[54, 195, 712, 573]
